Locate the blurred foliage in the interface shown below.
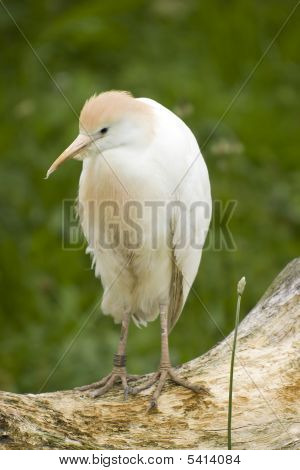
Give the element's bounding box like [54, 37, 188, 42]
[0, 0, 299, 393]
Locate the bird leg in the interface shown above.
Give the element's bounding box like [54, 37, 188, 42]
[130, 304, 208, 409]
[76, 310, 135, 399]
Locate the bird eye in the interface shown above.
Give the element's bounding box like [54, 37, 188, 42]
[100, 127, 108, 135]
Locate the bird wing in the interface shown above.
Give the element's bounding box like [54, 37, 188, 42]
[168, 140, 211, 332]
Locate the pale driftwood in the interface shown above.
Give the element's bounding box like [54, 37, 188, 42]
[0, 259, 299, 450]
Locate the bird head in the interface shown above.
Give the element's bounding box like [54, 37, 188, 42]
[46, 90, 153, 178]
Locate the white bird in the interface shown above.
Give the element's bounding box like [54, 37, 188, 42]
[47, 90, 212, 408]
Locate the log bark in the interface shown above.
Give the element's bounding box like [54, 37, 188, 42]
[0, 259, 299, 450]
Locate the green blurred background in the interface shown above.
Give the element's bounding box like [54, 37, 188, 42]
[0, 0, 299, 393]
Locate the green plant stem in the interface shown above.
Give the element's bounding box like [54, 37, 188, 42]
[227, 292, 242, 450]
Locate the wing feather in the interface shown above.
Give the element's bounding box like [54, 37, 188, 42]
[167, 151, 212, 332]
[168, 241, 184, 332]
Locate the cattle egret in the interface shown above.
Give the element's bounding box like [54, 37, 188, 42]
[47, 91, 212, 408]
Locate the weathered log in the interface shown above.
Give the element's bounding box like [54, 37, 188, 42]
[0, 259, 299, 450]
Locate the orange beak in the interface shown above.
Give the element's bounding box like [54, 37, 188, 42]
[46, 134, 92, 178]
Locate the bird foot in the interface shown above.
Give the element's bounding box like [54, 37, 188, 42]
[130, 366, 209, 410]
[75, 367, 138, 400]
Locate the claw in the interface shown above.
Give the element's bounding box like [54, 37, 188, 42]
[75, 367, 138, 399]
[129, 373, 159, 395]
[143, 367, 208, 409]
[123, 386, 129, 401]
[121, 375, 129, 400]
[147, 398, 158, 412]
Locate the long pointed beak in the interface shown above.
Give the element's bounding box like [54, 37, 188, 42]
[46, 134, 92, 179]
